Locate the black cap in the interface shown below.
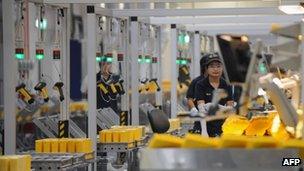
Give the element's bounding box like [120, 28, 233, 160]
[205, 52, 222, 66]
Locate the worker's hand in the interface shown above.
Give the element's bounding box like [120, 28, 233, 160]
[198, 103, 208, 116]
[190, 107, 199, 116]
[218, 105, 234, 112]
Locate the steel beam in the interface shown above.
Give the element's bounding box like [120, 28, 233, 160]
[42, 0, 279, 3]
[148, 15, 302, 25]
[86, 5, 97, 171]
[170, 24, 177, 118]
[130, 16, 139, 125]
[3, 0, 17, 155]
[193, 31, 200, 78]
[301, 22, 304, 106]
[155, 26, 162, 107]
[112, 7, 283, 17]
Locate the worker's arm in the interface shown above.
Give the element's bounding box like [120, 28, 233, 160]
[226, 85, 234, 107]
[187, 98, 196, 109]
[195, 82, 207, 114]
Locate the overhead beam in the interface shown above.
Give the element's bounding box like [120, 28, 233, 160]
[111, 7, 283, 17]
[185, 23, 285, 35]
[40, 0, 279, 3]
[148, 15, 302, 24]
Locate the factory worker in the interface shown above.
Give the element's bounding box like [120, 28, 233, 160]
[186, 53, 216, 116]
[195, 54, 234, 137]
[186, 54, 208, 134]
[81, 61, 118, 112]
[96, 61, 118, 112]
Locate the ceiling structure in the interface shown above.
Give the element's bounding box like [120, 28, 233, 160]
[40, 0, 303, 35]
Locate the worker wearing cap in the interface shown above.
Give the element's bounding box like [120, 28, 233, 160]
[96, 61, 118, 112]
[195, 53, 234, 137]
[186, 54, 209, 115]
[81, 61, 118, 112]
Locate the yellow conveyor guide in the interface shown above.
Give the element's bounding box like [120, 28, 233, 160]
[0, 155, 31, 171]
[148, 133, 304, 151]
[99, 126, 146, 147]
[35, 138, 93, 154]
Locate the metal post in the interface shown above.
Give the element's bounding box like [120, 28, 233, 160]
[3, 0, 17, 154]
[155, 26, 163, 107]
[60, 7, 70, 124]
[170, 24, 177, 118]
[194, 31, 200, 78]
[301, 22, 304, 107]
[121, 19, 129, 123]
[86, 5, 97, 170]
[130, 16, 139, 125]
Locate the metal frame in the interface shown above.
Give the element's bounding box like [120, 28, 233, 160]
[147, 15, 302, 25]
[155, 26, 163, 107]
[108, 7, 283, 17]
[41, 0, 272, 3]
[3, 0, 17, 155]
[301, 22, 304, 106]
[130, 16, 140, 125]
[170, 24, 177, 118]
[193, 31, 200, 78]
[86, 5, 97, 170]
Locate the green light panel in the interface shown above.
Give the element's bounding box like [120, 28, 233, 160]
[15, 53, 25, 60]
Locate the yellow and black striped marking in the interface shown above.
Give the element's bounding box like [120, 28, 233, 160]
[58, 120, 69, 138]
[120, 111, 128, 126]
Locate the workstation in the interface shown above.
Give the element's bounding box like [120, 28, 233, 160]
[1, 0, 304, 171]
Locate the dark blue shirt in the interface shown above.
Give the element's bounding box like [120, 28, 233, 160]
[186, 75, 205, 99]
[96, 73, 118, 112]
[194, 76, 233, 137]
[194, 77, 232, 105]
[186, 75, 204, 109]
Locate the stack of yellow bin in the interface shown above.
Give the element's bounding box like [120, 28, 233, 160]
[222, 115, 250, 136]
[99, 126, 146, 147]
[35, 138, 93, 154]
[0, 155, 31, 171]
[148, 133, 285, 149]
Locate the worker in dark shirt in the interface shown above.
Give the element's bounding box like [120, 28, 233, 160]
[96, 61, 118, 113]
[186, 54, 209, 115]
[195, 54, 233, 137]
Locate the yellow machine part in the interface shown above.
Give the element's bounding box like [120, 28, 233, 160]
[222, 115, 250, 136]
[266, 114, 291, 141]
[246, 137, 279, 148]
[59, 138, 68, 153]
[50, 139, 59, 153]
[219, 135, 249, 148]
[282, 139, 304, 159]
[75, 138, 93, 153]
[148, 134, 184, 148]
[245, 116, 272, 136]
[168, 118, 181, 132]
[0, 155, 31, 171]
[182, 134, 220, 148]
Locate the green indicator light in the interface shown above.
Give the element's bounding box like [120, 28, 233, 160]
[15, 53, 25, 60]
[178, 35, 184, 45]
[145, 58, 152, 63]
[185, 35, 190, 44]
[106, 57, 113, 63]
[259, 63, 267, 74]
[36, 54, 44, 60]
[96, 56, 102, 62]
[180, 60, 187, 65]
[176, 59, 181, 64]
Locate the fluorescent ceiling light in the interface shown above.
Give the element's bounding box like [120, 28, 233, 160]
[279, 5, 304, 14]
